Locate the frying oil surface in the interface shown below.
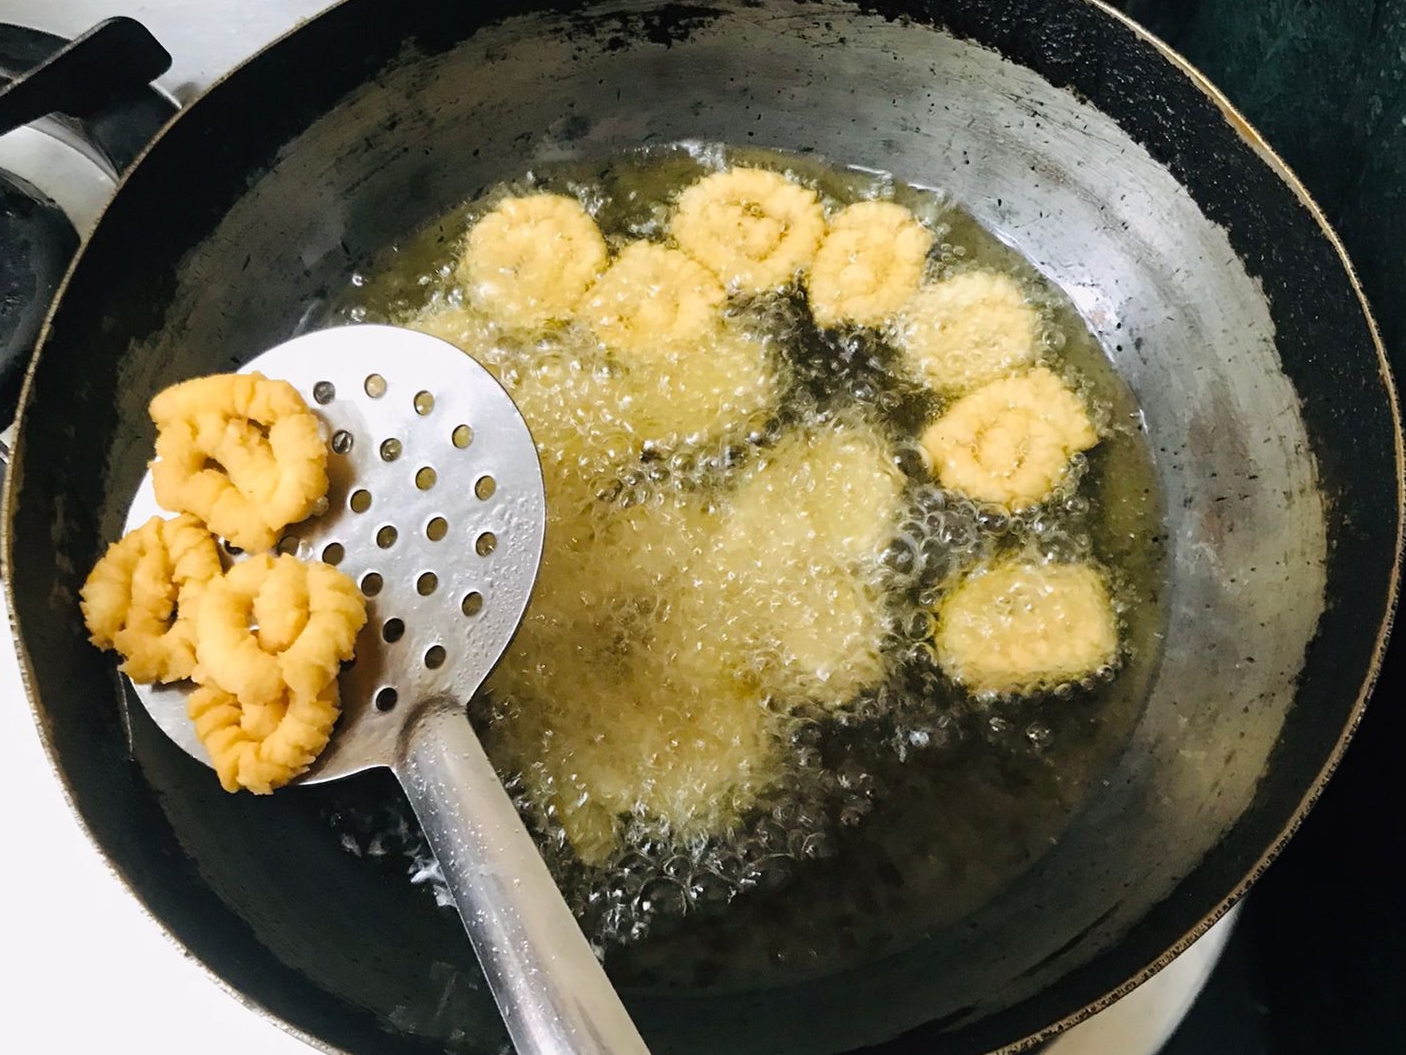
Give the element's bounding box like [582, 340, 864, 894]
[327, 143, 1165, 986]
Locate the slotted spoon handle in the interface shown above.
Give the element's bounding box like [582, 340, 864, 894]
[398, 702, 652, 1055]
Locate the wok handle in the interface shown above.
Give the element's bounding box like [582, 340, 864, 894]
[0, 17, 171, 137]
[397, 701, 653, 1055]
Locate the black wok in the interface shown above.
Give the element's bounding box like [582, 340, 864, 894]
[4, 1, 1400, 1053]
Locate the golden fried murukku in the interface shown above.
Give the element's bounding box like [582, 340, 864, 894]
[149, 372, 328, 552]
[187, 684, 249, 792]
[581, 240, 727, 357]
[672, 167, 826, 293]
[459, 193, 608, 330]
[919, 367, 1098, 510]
[80, 513, 221, 683]
[894, 270, 1043, 396]
[934, 559, 1119, 695]
[806, 200, 934, 328]
[239, 683, 341, 794]
[187, 681, 341, 794]
[194, 552, 367, 709]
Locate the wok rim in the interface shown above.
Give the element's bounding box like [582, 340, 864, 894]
[2, 1, 1400, 1053]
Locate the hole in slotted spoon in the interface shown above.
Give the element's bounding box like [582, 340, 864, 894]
[350, 489, 372, 513]
[321, 542, 345, 566]
[361, 572, 383, 597]
[414, 391, 435, 416]
[377, 525, 398, 549]
[375, 687, 398, 711]
[427, 516, 448, 541]
[424, 645, 446, 670]
[474, 475, 495, 501]
[461, 592, 483, 617]
[313, 380, 335, 405]
[382, 618, 405, 643]
[475, 532, 497, 557]
[417, 572, 438, 596]
[365, 374, 387, 398]
[331, 430, 354, 455]
[416, 466, 437, 490]
[452, 424, 472, 449]
[380, 438, 402, 462]
[276, 535, 299, 556]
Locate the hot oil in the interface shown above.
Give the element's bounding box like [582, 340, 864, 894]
[324, 144, 1167, 989]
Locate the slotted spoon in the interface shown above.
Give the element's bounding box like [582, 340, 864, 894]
[123, 324, 651, 1055]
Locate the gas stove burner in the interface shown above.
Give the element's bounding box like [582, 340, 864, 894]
[0, 20, 178, 416]
[0, 170, 76, 416]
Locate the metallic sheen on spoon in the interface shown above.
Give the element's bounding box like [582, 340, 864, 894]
[125, 323, 651, 1055]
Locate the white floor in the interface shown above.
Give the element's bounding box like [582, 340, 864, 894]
[0, 603, 313, 1052]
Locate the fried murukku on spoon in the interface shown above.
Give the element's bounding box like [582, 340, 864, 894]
[96, 326, 646, 1055]
[149, 371, 328, 552]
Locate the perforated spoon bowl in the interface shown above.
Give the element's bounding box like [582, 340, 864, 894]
[124, 324, 651, 1055]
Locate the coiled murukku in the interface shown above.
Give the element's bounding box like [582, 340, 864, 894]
[582, 240, 726, 357]
[672, 167, 826, 293]
[150, 372, 328, 552]
[934, 559, 1118, 695]
[187, 680, 341, 794]
[919, 367, 1098, 510]
[194, 552, 367, 708]
[806, 200, 934, 328]
[80, 513, 221, 683]
[894, 270, 1043, 396]
[459, 193, 608, 330]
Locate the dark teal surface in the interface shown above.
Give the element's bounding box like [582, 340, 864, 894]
[1124, 0, 1406, 367]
